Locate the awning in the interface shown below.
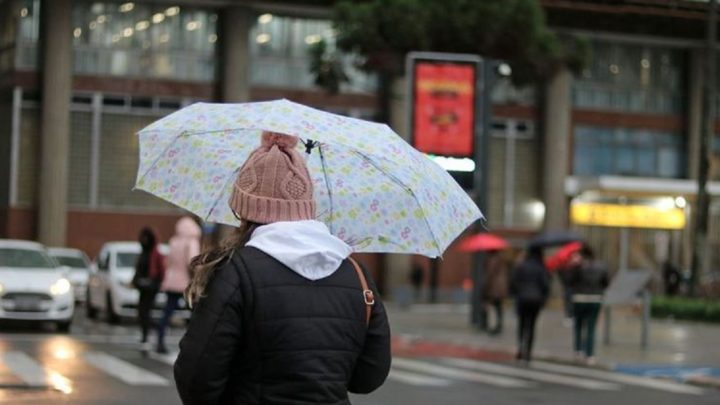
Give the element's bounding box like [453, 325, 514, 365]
[565, 175, 720, 197]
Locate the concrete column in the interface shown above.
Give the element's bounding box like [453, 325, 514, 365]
[213, 7, 253, 244]
[542, 68, 572, 230]
[38, 0, 72, 246]
[687, 50, 704, 179]
[220, 7, 252, 103]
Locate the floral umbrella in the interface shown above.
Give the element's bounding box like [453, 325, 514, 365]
[134, 99, 482, 258]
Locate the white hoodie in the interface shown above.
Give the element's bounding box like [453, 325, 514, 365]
[245, 220, 353, 281]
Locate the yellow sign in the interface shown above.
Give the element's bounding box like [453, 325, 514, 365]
[571, 202, 686, 229]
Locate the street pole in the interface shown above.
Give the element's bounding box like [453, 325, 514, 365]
[690, 0, 717, 297]
[470, 59, 492, 327]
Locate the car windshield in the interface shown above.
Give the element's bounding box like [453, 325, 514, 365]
[117, 252, 139, 269]
[53, 255, 88, 269]
[0, 248, 56, 269]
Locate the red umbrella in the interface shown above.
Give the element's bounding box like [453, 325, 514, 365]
[545, 241, 583, 271]
[457, 233, 509, 252]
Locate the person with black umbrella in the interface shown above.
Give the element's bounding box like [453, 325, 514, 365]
[510, 246, 550, 362]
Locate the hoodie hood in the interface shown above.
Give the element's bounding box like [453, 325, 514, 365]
[246, 220, 353, 280]
[175, 217, 201, 238]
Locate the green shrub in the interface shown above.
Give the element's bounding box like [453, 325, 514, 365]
[651, 296, 720, 323]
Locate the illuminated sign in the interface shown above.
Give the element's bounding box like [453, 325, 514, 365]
[570, 202, 686, 229]
[411, 61, 476, 157]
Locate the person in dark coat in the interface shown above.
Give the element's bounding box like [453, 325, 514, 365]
[662, 260, 681, 296]
[174, 132, 391, 405]
[482, 250, 509, 335]
[510, 247, 549, 362]
[569, 245, 608, 364]
[132, 227, 165, 347]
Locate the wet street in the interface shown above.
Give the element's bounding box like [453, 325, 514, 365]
[0, 310, 717, 404]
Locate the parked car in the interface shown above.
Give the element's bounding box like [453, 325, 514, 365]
[86, 241, 188, 324]
[48, 247, 92, 303]
[0, 240, 75, 332]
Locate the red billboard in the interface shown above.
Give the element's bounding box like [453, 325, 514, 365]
[411, 61, 476, 157]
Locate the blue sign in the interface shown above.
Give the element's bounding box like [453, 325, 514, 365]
[615, 364, 720, 382]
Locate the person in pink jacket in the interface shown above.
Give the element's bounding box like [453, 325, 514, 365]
[157, 216, 201, 353]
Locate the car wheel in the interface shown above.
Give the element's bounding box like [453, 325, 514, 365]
[56, 321, 71, 333]
[86, 289, 98, 319]
[106, 293, 120, 325]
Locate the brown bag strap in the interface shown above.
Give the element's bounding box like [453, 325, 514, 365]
[349, 257, 374, 326]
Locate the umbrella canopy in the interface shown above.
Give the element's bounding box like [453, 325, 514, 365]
[545, 241, 583, 271]
[528, 230, 583, 249]
[457, 233, 509, 252]
[134, 99, 482, 258]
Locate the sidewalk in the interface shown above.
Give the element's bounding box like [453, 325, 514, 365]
[386, 301, 720, 388]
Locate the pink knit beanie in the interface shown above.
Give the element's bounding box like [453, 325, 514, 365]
[229, 131, 316, 224]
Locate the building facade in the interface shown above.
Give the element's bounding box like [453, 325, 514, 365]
[0, 0, 719, 293]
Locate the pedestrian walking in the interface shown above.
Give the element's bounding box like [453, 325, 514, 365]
[510, 247, 549, 362]
[174, 132, 391, 404]
[569, 245, 609, 364]
[662, 260, 681, 296]
[156, 216, 201, 354]
[131, 227, 165, 348]
[558, 250, 583, 324]
[482, 250, 508, 335]
[409, 261, 424, 302]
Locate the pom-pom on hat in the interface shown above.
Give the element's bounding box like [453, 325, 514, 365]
[228, 131, 316, 224]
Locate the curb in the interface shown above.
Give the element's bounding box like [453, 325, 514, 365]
[685, 375, 720, 390]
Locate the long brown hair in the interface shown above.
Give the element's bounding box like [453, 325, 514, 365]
[185, 221, 259, 307]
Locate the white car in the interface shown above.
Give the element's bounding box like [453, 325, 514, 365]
[0, 240, 75, 332]
[48, 247, 92, 303]
[86, 242, 187, 324]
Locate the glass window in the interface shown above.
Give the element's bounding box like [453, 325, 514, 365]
[69, 111, 92, 206]
[116, 252, 139, 269]
[53, 255, 88, 269]
[573, 125, 683, 178]
[0, 248, 56, 269]
[68, 2, 217, 81]
[249, 14, 376, 93]
[98, 112, 174, 209]
[573, 41, 683, 114]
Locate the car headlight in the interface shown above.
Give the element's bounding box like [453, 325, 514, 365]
[50, 278, 71, 296]
[0, 283, 4, 295]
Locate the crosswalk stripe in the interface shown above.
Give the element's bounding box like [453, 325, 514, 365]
[442, 358, 620, 391]
[83, 352, 169, 386]
[0, 351, 73, 393]
[392, 358, 533, 388]
[531, 361, 704, 395]
[388, 368, 451, 387]
[0, 351, 49, 387]
[147, 351, 178, 366]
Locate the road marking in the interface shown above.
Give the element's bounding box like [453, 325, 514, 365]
[147, 351, 178, 366]
[0, 352, 49, 387]
[388, 368, 451, 387]
[83, 352, 169, 386]
[531, 361, 704, 395]
[392, 358, 533, 388]
[443, 358, 620, 391]
[0, 351, 73, 393]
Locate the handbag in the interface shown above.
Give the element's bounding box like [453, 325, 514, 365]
[132, 274, 159, 291]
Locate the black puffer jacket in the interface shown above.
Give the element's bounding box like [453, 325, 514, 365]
[174, 246, 391, 404]
[509, 256, 550, 304]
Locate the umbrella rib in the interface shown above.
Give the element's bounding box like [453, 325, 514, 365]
[352, 150, 443, 257]
[135, 131, 187, 189]
[206, 168, 241, 222]
[318, 143, 334, 233]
